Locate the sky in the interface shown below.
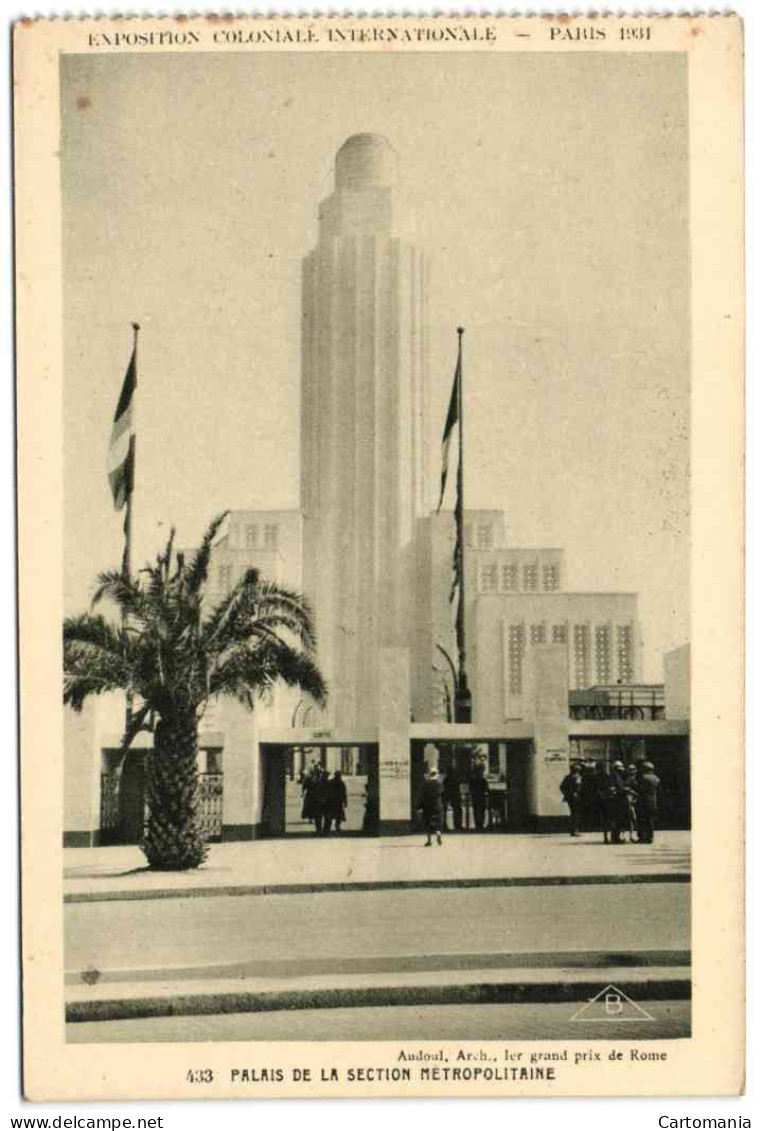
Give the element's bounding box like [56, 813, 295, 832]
[61, 49, 689, 681]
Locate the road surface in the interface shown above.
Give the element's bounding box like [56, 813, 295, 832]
[66, 883, 690, 977]
[67, 999, 691, 1043]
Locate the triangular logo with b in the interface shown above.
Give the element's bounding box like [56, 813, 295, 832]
[570, 984, 655, 1022]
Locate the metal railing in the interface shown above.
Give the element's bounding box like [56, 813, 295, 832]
[198, 772, 224, 841]
[569, 703, 665, 721]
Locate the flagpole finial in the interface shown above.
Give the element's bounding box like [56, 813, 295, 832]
[131, 322, 141, 333]
[457, 326, 464, 337]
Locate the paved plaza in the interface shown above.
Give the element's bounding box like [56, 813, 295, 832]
[64, 832, 691, 1032]
[64, 829, 691, 903]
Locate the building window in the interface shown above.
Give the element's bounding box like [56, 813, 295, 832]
[477, 524, 493, 550]
[530, 623, 546, 646]
[543, 564, 560, 592]
[205, 748, 223, 775]
[573, 624, 590, 689]
[595, 625, 612, 684]
[245, 524, 259, 548]
[502, 563, 519, 592]
[508, 624, 525, 695]
[522, 563, 538, 591]
[480, 564, 498, 593]
[264, 524, 278, 549]
[552, 624, 568, 645]
[617, 625, 634, 683]
[218, 564, 232, 592]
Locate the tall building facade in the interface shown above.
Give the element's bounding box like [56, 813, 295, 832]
[300, 134, 427, 729]
[63, 134, 689, 847]
[412, 510, 641, 726]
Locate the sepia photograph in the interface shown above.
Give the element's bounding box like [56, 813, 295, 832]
[60, 42, 690, 1044]
[13, 13, 743, 1100]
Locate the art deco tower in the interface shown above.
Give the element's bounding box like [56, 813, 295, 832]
[301, 134, 428, 729]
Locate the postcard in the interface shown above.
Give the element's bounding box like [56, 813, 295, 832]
[13, 13, 744, 1100]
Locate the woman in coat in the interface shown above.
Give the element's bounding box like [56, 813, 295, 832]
[420, 768, 444, 847]
[324, 770, 348, 834]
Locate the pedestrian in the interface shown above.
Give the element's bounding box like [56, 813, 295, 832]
[595, 761, 615, 844]
[420, 767, 444, 847]
[362, 776, 379, 834]
[580, 760, 599, 832]
[468, 763, 489, 831]
[324, 770, 348, 834]
[442, 768, 462, 831]
[636, 761, 661, 844]
[311, 765, 329, 835]
[608, 760, 629, 844]
[560, 762, 583, 836]
[301, 763, 318, 823]
[623, 764, 640, 842]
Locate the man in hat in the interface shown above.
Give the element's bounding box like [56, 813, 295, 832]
[623, 764, 640, 841]
[560, 761, 584, 837]
[636, 761, 661, 844]
[609, 760, 629, 844]
[420, 768, 444, 847]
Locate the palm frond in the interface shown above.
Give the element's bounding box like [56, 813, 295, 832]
[248, 576, 318, 651]
[64, 511, 327, 722]
[211, 636, 327, 709]
[90, 570, 142, 616]
[186, 512, 229, 596]
[63, 613, 136, 709]
[202, 569, 318, 654]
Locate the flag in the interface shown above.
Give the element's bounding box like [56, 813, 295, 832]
[436, 351, 461, 513]
[450, 455, 465, 663]
[107, 349, 136, 511]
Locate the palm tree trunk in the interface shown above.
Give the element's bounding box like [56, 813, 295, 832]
[142, 709, 208, 870]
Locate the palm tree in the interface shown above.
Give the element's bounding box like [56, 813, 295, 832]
[63, 513, 327, 871]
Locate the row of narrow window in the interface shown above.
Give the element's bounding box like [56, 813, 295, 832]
[466, 524, 496, 549]
[217, 525, 280, 589]
[244, 523, 279, 549]
[507, 624, 633, 694]
[480, 562, 560, 593]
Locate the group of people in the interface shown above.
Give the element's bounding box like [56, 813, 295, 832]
[299, 763, 348, 835]
[417, 763, 491, 847]
[298, 755, 661, 846]
[560, 758, 661, 844]
[440, 764, 490, 832]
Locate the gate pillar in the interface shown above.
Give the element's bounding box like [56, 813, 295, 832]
[220, 700, 261, 840]
[64, 701, 100, 847]
[377, 647, 412, 835]
[529, 644, 570, 830]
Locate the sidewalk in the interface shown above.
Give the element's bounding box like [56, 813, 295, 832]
[64, 829, 690, 904]
[66, 963, 690, 1025]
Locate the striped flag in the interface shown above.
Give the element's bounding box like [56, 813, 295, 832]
[436, 351, 461, 513]
[439, 329, 468, 711]
[449, 450, 465, 662]
[107, 348, 136, 511]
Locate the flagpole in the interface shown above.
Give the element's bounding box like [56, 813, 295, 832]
[455, 326, 472, 723]
[123, 322, 139, 739]
[122, 322, 140, 583]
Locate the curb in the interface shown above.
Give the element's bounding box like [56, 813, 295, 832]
[64, 871, 691, 905]
[65, 949, 692, 987]
[66, 976, 692, 1024]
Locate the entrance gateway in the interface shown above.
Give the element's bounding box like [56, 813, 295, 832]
[257, 724, 537, 838]
[259, 742, 380, 836]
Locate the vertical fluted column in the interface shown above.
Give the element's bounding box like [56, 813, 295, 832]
[300, 135, 426, 730]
